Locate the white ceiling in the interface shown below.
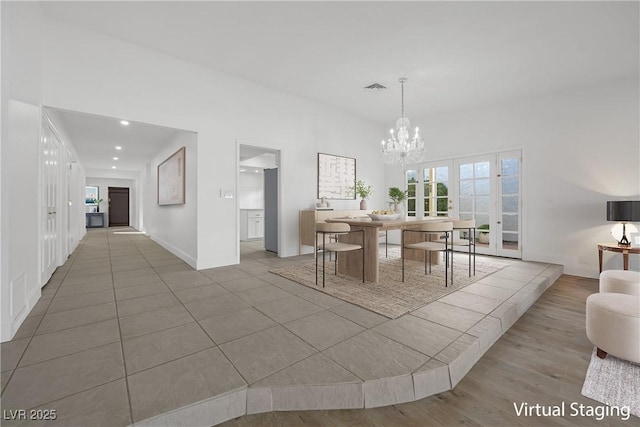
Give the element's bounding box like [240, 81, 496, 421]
[46, 108, 184, 173]
[39, 1, 638, 123]
[39, 2, 638, 174]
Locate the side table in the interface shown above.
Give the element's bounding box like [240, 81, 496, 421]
[598, 243, 640, 273]
[86, 212, 105, 228]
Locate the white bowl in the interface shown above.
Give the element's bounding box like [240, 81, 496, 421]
[368, 213, 400, 221]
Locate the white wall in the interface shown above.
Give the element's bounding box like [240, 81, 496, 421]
[0, 2, 45, 342]
[387, 78, 639, 278]
[143, 132, 198, 267]
[3, 101, 42, 340]
[41, 18, 386, 268]
[85, 177, 137, 229]
[239, 172, 264, 209]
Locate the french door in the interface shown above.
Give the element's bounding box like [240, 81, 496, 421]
[406, 160, 452, 218]
[455, 155, 495, 255]
[405, 150, 522, 258]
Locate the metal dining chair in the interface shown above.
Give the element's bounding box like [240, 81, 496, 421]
[379, 230, 388, 257]
[402, 221, 453, 287]
[316, 222, 365, 288]
[435, 219, 476, 277]
[453, 219, 476, 277]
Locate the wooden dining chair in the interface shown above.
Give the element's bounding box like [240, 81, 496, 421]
[316, 222, 365, 288]
[402, 221, 453, 287]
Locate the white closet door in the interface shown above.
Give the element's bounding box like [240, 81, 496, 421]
[41, 120, 59, 284]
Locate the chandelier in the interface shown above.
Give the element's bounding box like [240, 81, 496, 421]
[381, 77, 424, 165]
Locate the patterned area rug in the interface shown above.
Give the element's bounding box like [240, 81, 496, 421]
[271, 248, 509, 318]
[581, 347, 640, 418]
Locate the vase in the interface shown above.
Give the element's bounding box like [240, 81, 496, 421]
[360, 199, 367, 210]
[393, 203, 403, 216]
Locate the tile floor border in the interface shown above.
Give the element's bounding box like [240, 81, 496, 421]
[131, 260, 562, 426]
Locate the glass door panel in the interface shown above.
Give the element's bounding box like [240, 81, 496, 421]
[498, 151, 522, 257]
[423, 165, 450, 217]
[406, 170, 417, 217]
[456, 157, 495, 255]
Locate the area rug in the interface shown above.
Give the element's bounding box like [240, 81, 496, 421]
[581, 347, 640, 418]
[271, 248, 508, 318]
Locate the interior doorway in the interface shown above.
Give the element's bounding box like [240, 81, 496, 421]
[108, 187, 130, 227]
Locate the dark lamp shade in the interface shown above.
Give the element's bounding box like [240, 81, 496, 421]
[607, 201, 640, 222]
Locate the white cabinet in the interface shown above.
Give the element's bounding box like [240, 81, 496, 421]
[248, 217, 264, 239]
[240, 209, 264, 240]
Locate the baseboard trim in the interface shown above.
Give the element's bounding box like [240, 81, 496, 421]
[149, 235, 197, 269]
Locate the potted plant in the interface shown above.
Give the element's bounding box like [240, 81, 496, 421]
[355, 180, 373, 210]
[478, 224, 490, 244]
[95, 198, 104, 213]
[388, 187, 407, 214]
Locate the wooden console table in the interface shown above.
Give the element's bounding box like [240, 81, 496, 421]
[598, 243, 640, 272]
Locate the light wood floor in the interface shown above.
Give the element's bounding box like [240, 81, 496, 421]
[221, 275, 633, 426]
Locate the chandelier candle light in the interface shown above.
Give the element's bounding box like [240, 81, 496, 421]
[381, 77, 425, 165]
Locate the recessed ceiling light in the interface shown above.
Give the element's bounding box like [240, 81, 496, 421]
[120, 120, 129, 126]
[255, 169, 259, 173]
[112, 166, 117, 169]
[113, 157, 119, 160]
[115, 146, 122, 150]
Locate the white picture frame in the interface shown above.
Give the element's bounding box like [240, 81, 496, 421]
[317, 153, 356, 200]
[158, 147, 186, 205]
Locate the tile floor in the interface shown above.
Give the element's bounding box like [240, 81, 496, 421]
[0, 230, 562, 426]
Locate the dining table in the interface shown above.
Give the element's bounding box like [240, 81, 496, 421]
[325, 216, 452, 283]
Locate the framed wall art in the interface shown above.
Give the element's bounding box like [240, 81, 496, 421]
[85, 185, 99, 205]
[157, 146, 186, 205]
[317, 153, 356, 200]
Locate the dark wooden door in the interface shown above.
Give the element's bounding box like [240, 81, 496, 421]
[108, 187, 130, 227]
